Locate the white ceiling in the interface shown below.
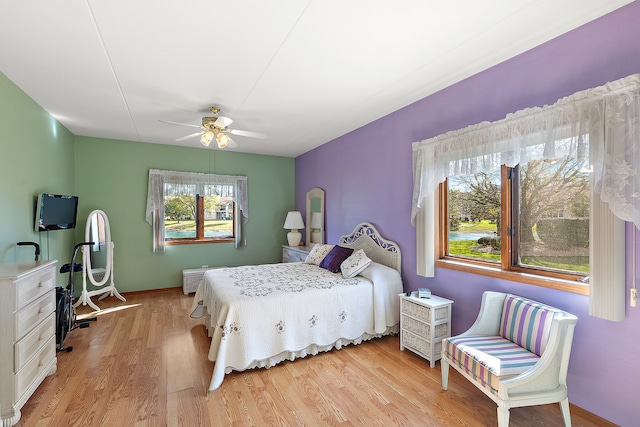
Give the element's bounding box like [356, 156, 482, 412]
[1, 0, 632, 158]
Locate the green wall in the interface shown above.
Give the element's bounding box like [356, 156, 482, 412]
[0, 72, 76, 279]
[74, 137, 295, 292]
[1, 71, 296, 292]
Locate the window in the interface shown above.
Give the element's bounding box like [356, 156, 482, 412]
[145, 169, 248, 252]
[412, 74, 640, 314]
[163, 182, 236, 243]
[442, 156, 590, 285]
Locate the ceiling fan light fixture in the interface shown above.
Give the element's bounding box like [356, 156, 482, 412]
[164, 106, 262, 149]
[216, 132, 230, 148]
[201, 131, 214, 146]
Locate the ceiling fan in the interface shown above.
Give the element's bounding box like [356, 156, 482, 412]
[160, 107, 267, 149]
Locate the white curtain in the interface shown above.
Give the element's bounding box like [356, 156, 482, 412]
[412, 73, 640, 228]
[145, 169, 248, 252]
[411, 74, 640, 321]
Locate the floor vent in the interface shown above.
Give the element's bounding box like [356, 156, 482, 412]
[182, 267, 222, 295]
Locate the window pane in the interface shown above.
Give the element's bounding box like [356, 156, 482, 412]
[164, 183, 197, 238]
[203, 184, 234, 238]
[447, 172, 501, 262]
[515, 158, 589, 275]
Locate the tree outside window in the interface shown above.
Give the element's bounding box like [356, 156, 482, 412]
[444, 155, 589, 279]
[163, 183, 234, 243]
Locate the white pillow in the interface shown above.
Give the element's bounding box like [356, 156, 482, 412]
[340, 249, 372, 278]
[304, 244, 334, 265]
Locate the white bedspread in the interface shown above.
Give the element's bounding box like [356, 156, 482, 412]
[190, 261, 402, 390]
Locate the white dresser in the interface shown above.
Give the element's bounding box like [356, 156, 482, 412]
[282, 245, 312, 263]
[0, 260, 58, 427]
[399, 293, 453, 368]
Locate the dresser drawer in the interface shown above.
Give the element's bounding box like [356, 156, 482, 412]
[15, 290, 56, 340]
[15, 312, 55, 372]
[15, 335, 56, 403]
[16, 266, 56, 308]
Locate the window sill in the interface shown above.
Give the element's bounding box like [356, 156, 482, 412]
[435, 259, 589, 295]
[166, 238, 234, 245]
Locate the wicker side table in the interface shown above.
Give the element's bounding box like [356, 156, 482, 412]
[399, 293, 453, 368]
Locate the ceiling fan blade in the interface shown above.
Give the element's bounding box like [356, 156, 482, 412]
[228, 129, 267, 139]
[159, 119, 202, 129]
[214, 116, 233, 128]
[175, 132, 203, 142]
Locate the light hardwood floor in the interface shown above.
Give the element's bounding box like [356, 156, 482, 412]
[17, 288, 614, 427]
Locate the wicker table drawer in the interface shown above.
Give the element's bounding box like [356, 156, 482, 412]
[401, 330, 443, 360]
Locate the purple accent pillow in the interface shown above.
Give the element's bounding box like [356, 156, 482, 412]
[319, 245, 354, 273]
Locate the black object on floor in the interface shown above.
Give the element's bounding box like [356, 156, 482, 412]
[56, 241, 96, 353]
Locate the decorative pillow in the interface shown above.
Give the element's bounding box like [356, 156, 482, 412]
[304, 244, 334, 265]
[340, 249, 372, 278]
[319, 245, 354, 273]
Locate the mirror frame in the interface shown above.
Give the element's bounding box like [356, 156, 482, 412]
[305, 187, 325, 245]
[85, 209, 111, 285]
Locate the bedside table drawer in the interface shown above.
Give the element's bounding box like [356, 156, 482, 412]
[282, 246, 312, 263]
[401, 331, 443, 360]
[401, 314, 449, 340]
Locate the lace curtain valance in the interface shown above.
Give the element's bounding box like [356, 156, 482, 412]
[145, 169, 248, 223]
[412, 73, 640, 229]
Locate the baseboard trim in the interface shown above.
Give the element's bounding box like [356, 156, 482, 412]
[570, 403, 618, 427]
[118, 286, 183, 297]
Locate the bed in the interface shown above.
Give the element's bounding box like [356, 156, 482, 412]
[190, 222, 403, 391]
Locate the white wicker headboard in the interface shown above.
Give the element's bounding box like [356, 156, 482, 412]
[339, 222, 402, 273]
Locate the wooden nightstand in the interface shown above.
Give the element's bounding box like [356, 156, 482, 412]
[282, 245, 312, 263]
[399, 293, 453, 368]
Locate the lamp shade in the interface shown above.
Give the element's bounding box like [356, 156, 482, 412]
[310, 212, 322, 229]
[283, 211, 304, 229]
[284, 211, 304, 246]
[310, 212, 323, 244]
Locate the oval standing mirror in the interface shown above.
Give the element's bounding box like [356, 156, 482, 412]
[75, 210, 126, 311]
[306, 188, 325, 245]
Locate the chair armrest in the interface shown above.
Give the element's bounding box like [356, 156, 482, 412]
[459, 291, 507, 337]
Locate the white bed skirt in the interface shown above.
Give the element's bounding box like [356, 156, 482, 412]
[198, 305, 398, 390]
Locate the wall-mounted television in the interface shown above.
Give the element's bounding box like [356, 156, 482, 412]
[35, 193, 79, 232]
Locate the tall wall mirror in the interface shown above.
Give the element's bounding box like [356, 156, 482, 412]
[76, 209, 126, 311]
[306, 187, 325, 245]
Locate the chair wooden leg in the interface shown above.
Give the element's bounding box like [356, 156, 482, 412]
[559, 398, 572, 426]
[497, 405, 510, 427]
[441, 358, 449, 390]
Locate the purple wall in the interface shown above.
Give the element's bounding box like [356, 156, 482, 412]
[295, 2, 640, 426]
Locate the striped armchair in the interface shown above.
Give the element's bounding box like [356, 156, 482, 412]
[441, 292, 578, 427]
